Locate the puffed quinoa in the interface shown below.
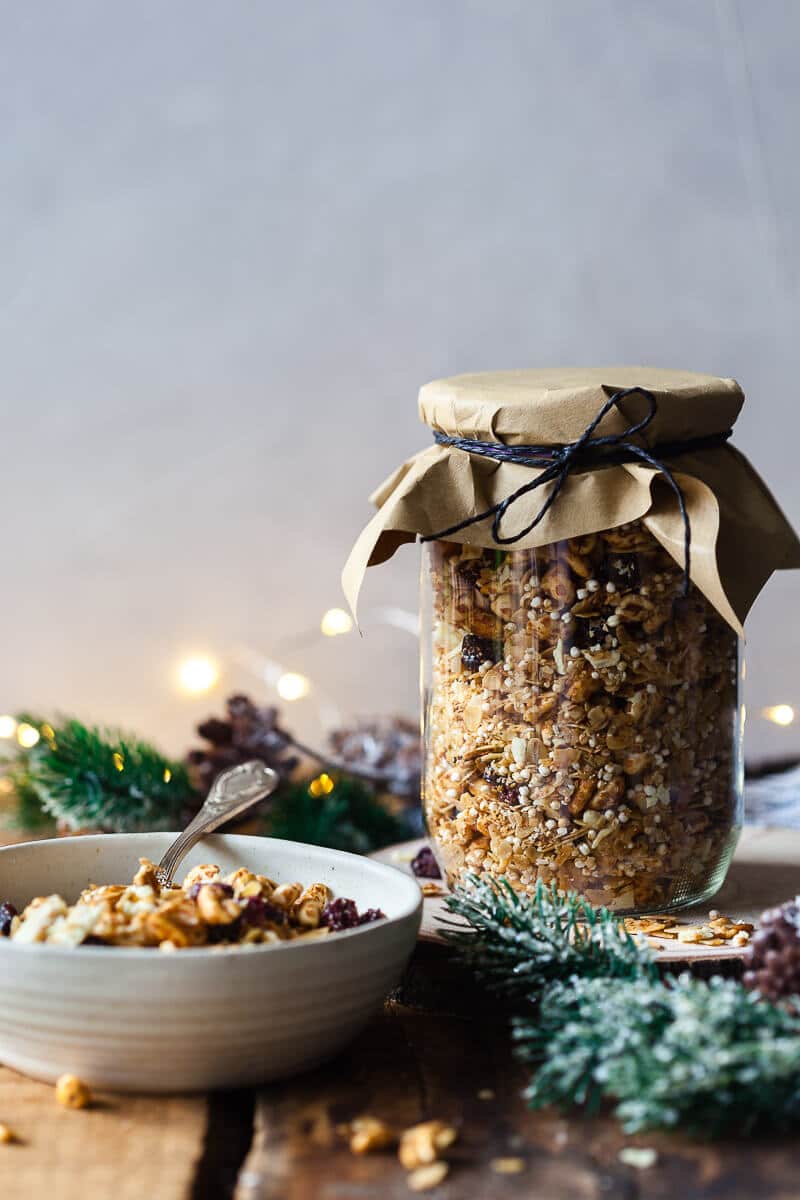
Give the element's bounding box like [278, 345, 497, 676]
[423, 524, 740, 913]
[2, 860, 384, 949]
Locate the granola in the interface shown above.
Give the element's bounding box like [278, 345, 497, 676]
[422, 523, 742, 912]
[1, 859, 385, 949]
[624, 911, 753, 948]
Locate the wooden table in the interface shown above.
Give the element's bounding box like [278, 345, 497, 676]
[1, 948, 798, 1200]
[1, 829, 799, 1199]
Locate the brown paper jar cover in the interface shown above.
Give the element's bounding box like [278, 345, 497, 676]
[343, 367, 800, 632]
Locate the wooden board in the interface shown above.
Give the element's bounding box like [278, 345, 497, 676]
[237, 1002, 800, 1200]
[0, 1067, 207, 1200]
[372, 826, 800, 965]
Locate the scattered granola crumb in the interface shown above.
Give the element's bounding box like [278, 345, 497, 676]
[624, 912, 753, 949]
[348, 1115, 395, 1155]
[407, 1161, 449, 1191]
[477, 1087, 495, 1100]
[0, 1123, 16, 1144]
[619, 1147, 658, 1169]
[420, 882, 444, 898]
[55, 1074, 91, 1110]
[399, 1120, 458, 1170]
[490, 1156, 526, 1174]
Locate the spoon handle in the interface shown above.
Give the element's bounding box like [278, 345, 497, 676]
[156, 761, 279, 888]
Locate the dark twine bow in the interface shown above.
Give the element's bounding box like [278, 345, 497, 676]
[421, 387, 732, 596]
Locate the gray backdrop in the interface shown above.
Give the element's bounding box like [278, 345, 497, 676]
[1, 1, 798, 759]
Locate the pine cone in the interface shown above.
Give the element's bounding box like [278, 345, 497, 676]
[186, 694, 299, 796]
[743, 900, 800, 1001]
[328, 716, 421, 798]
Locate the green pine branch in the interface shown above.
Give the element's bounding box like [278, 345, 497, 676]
[265, 775, 410, 854]
[1, 715, 414, 851]
[514, 974, 800, 1136]
[444, 875, 800, 1136]
[6, 716, 194, 832]
[442, 875, 656, 998]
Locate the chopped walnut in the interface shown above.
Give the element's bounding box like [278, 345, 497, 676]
[348, 1116, 396, 1154]
[398, 1120, 458, 1170]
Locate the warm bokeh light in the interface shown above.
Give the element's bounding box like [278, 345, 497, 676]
[0, 778, 14, 796]
[763, 704, 795, 727]
[309, 772, 335, 797]
[178, 655, 219, 695]
[320, 607, 353, 637]
[163, 767, 172, 783]
[276, 671, 310, 702]
[16, 723, 40, 749]
[0, 716, 18, 739]
[112, 752, 125, 772]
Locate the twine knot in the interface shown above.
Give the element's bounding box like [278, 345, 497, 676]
[422, 387, 732, 594]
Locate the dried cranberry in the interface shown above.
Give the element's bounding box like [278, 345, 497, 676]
[321, 898, 361, 932]
[573, 618, 608, 649]
[456, 560, 481, 587]
[600, 555, 640, 591]
[0, 901, 18, 936]
[461, 634, 496, 672]
[189, 881, 234, 900]
[411, 846, 441, 879]
[207, 918, 242, 943]
[240, 897, 286, 927]
[358, 908, 386, 926]
[483, 767, 521, 807]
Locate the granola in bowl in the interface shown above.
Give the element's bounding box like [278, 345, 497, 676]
[1, 858, 385, 950]
[422, 522, 742, 913]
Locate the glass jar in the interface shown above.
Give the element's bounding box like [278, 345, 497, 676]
[421, 520, 743, 913]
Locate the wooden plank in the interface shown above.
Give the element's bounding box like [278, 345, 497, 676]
[238, 1002, 800, 1200]
[0, 1066, 208, 1200]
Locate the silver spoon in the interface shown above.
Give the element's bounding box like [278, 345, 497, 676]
[155, 760, 279, 889]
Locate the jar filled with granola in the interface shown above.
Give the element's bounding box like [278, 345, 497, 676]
[421, 529, 741, 911]
[345, 369, 800, 913]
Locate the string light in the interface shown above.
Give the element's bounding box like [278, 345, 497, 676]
[0, 716, 18, 739]
[178, 655, 219, 695]
[763, 704, 795, 727]
[276, 672, 310, 702]
[16, 723, 40, 749]
[112, 752, 125, 772]
[320, 608, 353, 637]
[163, 767, 172, 783]
[309, 772, 335, 797]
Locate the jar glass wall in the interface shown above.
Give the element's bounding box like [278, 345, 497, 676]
[421, 522, 744, 914]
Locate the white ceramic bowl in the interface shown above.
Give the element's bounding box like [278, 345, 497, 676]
[0, 833, 422, 1092]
